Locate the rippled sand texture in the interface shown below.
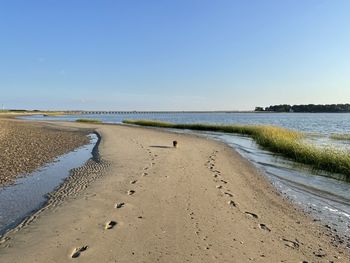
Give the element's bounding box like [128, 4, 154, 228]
[0, 119, 89, 186]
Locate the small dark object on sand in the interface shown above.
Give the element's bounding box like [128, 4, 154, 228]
[173, 140, 178, 148]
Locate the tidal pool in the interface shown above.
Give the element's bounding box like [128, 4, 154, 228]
[0, 134, 97, 236]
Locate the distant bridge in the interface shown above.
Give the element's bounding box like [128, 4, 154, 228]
[65, 111, 241, 115]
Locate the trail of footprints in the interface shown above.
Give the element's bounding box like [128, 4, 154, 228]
[206, 151, 272, 233]
[185, 198, 213, 254]
[71, 139, 158, 259]
[206, 150, 309, 255]
[70, 140, 331, 261]
[69, 143, 303, 259]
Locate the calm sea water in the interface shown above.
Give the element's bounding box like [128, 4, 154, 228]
[21, 113, 350, 245]
[24, 112, 350, 151]
[23, 112, 350, 135]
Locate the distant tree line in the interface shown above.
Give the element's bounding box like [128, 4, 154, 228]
[255, 104, 350, 113]
[0, 109, 30, 112]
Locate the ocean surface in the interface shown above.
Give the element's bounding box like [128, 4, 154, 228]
[24, 112, 350, 149]
[23, 112, 350, 134]
[21, 112, 350, 245]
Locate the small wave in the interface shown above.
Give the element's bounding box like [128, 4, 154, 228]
[323, 206, 350, 219]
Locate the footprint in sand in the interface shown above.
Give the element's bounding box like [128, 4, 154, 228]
[282, 238, 299, 249]
[245, 212, 259, 219]
[224, 192, 233, 197]
[216, 185, 223, 189]
[128, 190, 135, 195]
[228, 200, 237, 207]
[115, 202, 125, 209]
[259, 223, 271, 232]
[130, 180, 137, 184]
[71, 246, 88, 258]
[142, 172, 148, 176]
[220, 179, 228, 184]
[105, 221, 117, 230]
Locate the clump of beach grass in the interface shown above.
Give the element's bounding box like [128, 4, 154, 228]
[76, 119, 102, 124]
[330, 134, 350, 141]
[123, 119, 350, 178]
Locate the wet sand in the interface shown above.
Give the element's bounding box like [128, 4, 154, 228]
[0, 119, 89, 186]
[0, 121, 349, 262]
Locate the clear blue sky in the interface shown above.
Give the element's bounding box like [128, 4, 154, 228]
[1, 0, 349, 110]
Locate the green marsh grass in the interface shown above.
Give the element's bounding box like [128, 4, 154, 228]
[330, 134, 350, 141]
[123, 120, 350, 178]
[76, 119, 102, 124]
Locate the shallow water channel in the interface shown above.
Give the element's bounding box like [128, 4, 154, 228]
[0, 134, 97, 236]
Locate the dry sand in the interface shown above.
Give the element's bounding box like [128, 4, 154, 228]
[0, 121, 349, 262]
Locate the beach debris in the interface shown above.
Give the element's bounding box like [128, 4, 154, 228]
[115, 202, 125, 209]
[245, 212, 259, 219]
[105, 220, 117, 230]
[127, 190, 135, 195]
[259, 223, 271, 232]
[173, 140, 178, 148]
[71, 245, 88, 258]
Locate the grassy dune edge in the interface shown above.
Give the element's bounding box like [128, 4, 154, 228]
[123, 119, 350, 179]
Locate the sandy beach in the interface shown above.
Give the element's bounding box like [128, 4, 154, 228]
[0, 120, 349, 262]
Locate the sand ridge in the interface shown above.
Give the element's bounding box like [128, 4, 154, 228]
[0, 122, 349, 262]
